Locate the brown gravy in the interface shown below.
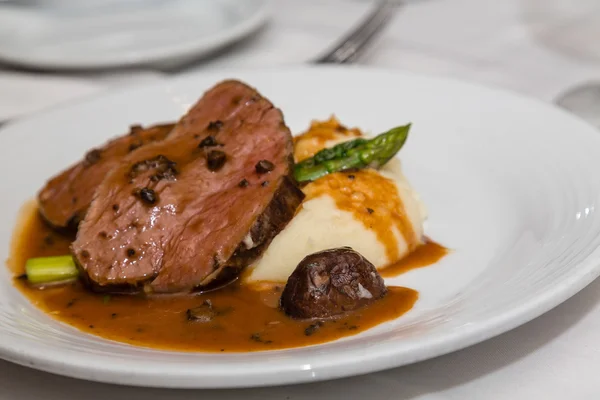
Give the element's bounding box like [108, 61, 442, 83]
[293, 117, 362, 162]
[303, 169, 418, 262]
[380, 239, 448, 278]
[8, 202, 445, 353]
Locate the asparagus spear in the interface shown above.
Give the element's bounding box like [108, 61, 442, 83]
[293, 123, 411, 183]
[24, 255, 79, 285]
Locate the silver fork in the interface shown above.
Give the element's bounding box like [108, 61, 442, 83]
[313, 0, 398, 64]
[0, 1, 398, 128]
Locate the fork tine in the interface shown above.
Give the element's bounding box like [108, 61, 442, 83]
[340, 1, 396, 43]
[313, 0, 399, 64]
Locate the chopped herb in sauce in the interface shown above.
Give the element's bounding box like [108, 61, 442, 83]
[250, 333, 272, 344]
[137, 188, 158, 205]
[255, 160, 275, 174]
[128, 141, 143, 152]
[130, 155, 177, 181]
[207, 150, 226, 171]
[304, 321, 323, 336]
[129, 124, 143, 134]
[198, 135, 219, 148]
[207, 120, 224, 132]
[84, 149, 101, 165]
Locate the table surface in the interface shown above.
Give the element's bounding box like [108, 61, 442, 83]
[2, 0, 600, 398]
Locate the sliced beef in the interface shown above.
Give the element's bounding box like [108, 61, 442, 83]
[72, 80, 304, 294]
[281, 247, 387, 319]
[38, 123, 174, 231]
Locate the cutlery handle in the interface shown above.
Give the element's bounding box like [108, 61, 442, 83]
[313, 0, 398, 64]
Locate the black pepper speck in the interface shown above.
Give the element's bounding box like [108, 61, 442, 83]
[138, 188, 157, 205]
[84, 149, 101, 165]
[129, 124, 143, 135]
[255, 160, 275, 174]
[128, 141, 143, 152]
[198, 135, 219, 148]
[207, 120, 223, 132]
[207, 150, 226, 171]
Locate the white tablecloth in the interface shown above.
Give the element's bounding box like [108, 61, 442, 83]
[2, 0, 600, 398]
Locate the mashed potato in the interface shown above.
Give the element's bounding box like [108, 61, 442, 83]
[246, 118, 427, 283]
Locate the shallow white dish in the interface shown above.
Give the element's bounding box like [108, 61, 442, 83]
[0, 0, 269, 69]
[1, 66, 600, 388]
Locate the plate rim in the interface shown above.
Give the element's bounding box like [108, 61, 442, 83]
[1, 65, 600, 388]
[0, 0, 270, 70]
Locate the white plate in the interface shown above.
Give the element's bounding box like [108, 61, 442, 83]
[0, 0, 269, 69]
[1, 66, 600, 388]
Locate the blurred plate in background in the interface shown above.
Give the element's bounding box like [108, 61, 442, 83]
[0, 0, 269, 70]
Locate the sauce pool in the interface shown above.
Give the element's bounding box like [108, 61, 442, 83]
[379, 240, 448, 278]
[8, 201, 444, 352]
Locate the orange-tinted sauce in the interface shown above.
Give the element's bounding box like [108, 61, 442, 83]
[303, 169, 418, 262]
[8, 203, 423, 352]
[379, 239, 448, 278]
[293, 117, 362, 162]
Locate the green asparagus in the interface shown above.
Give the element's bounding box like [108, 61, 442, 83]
[293, 123, 411, 183]
[25, 255, 79, 285]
